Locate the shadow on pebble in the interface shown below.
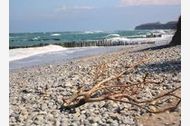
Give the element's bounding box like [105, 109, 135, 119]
[138, 59, 181, 74]
[132, 44, 173, 53]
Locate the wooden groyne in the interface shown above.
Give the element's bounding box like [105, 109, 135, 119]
[55, 39, 155, 48]
[9, 39, 155, 49]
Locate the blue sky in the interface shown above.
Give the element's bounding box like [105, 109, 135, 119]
[10, 0, 181, 33]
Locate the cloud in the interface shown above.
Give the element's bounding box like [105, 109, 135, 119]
[55, 5, 95, 12]
[120, 0, 181, 6]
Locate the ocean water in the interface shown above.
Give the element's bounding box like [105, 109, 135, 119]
[9, 30, 175, 69]
[9, 30, 152, 48]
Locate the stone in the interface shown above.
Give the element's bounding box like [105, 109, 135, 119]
[110, 120, 118, 126]
[92, 123, 99, 126]
[10, 117, 16, 122]
[84, 120, 90, 125]
[88, 117, 95, 123]
[122, 117, 134, 125]
[94, 117, 101, 122]
[51, 111, 59, 118]
[41, 103, 48, 111]
[48, 101, 54, 108]
[47, 113, 54, 121]
[109, 113, 119, 120]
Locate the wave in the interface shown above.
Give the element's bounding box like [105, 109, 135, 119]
[32, 36, 40, 40]
[9, 45, 67, 61]
[105, 34, 120, 38]
[83, 30, 104, 34]
[105, 34, 173, 44]
[50, 33, 61, 36]
[106, 37, 130, 42]
[93, 30, 104, 33]
[129, 34, 173, 44]
[127, 35, 147, 38]
[83, 31, 94, 34]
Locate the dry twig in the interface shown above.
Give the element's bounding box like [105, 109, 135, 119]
[60, 59, 181, 114]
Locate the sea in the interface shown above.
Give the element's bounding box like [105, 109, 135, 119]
[9, 30, 155, 48]
[9, 30, 175, 70]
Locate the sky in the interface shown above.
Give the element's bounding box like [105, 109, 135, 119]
[10, 0, 181, 33]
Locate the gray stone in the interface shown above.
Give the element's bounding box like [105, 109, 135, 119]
[122, 117, 134, 125]
[93, 117, 101, 122]
[109, 113, 119, 121]
[51, 111, 59, 118]
[41, 103, 48, 111]
[84, 120, 90, 125]
[106, 118, 113, 124]
[92, 123, 99, 126]
[110, 120, 119, 126]
[88, 117, 95, 123]
[48, 101, 54, 108]
[10, 117, 16, 123]
[47, 113, 54, 121]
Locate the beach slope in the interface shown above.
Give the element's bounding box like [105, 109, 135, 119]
[9, 44, 181, 125]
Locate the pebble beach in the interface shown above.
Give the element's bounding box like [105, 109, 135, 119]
[9, 44, 181, 126]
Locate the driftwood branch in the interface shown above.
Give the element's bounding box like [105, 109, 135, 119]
[60, 59, 181, 114]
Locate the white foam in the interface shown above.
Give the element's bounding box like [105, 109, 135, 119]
[93, 30, 104, 33]
[50, 33, 61, 36]
[32, 36, 40, 40]
[83, 31, 94, 34]
[106, 35, 173, 45]
[130, 35, 173, 44]
[105, 34, 120, 38]
[9, 45, 67, 61]
[106, 37, 130, 42]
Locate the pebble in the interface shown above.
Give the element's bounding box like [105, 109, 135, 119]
[109, 113, 119, 120]
[33, 115, 44, 125]
[48, 101, 54, 108]
[41, 104, 48, 111]
[47, 113, 54, 121]
[111, 120, 119, 126]
[92, 123, 99, 126]
[9, 45, 181, 125]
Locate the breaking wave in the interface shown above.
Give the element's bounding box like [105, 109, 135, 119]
[9, 45, 67, 61]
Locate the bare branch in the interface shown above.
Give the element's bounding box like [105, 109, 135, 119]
[60, 59, 181, 114]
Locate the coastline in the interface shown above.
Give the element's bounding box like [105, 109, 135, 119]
[9, 45, 128, 70]
[10, 30, 174, 49]
[9, 34, 173, 70]
[10, 43, 181, 125]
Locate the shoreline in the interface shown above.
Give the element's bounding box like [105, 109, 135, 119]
[9, 45, 68, 61]
[10, 42, 173, 71]
[9, 45, 101, 62]
[9, 35, 173, 70]
[10, 44, 156, 71]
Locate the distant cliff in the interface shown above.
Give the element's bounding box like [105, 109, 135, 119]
[135, 21, 177, 30]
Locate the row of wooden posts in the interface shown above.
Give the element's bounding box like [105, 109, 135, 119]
[57, 40, 155, 47]
[10, 39, 155, 49]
